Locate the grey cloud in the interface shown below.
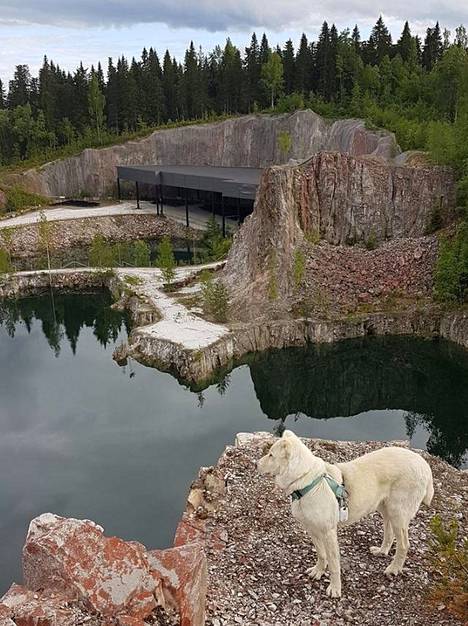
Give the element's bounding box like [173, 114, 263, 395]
[0, 0, 466, 31]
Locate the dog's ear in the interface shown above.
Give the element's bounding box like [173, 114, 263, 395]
[280, 437, 292, 459]
[282, 430, 296, 439]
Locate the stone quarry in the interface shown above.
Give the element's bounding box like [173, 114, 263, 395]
[6, 110, 406, 198]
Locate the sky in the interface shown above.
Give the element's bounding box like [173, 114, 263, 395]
[0, 0, 467, 83]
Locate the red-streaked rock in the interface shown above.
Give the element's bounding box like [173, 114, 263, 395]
[22, 513, 158, 618]
[1, 583, 76, 626]
[115, 615, 147, 626]
[0, 602, 15, 626]
[148, 544, 207, 626]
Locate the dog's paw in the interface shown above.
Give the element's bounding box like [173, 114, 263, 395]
[384, 563, 403, 576]
[370, 546, 388, 556]
[307, 565, 326, 580]
[326, 583, 341, 598]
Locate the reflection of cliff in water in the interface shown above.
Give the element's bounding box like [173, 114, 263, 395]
[0, 291, 130, 355]
[246, 337, 468, 467]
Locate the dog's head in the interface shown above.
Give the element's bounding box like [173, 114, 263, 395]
[257, 430, 298, 477]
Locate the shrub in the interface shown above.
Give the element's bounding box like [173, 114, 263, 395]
[433, 222, 468, 303]
[132, 240, 151, 267]
[305, 228, 321, 245]
[89, 234, 116, 268]
[428, 515, 468, 620]
[3, 185, 49, 213]
[200, 271, 229, 322]
[277, 130, 292, 157]
[0, 247, 11, 273]
[275, 92, 305, 113]
[156, 236, 176, 285]
[198, 215, 232, 261]
[293, 248, 306, 289]
[365, 229, 378, 250]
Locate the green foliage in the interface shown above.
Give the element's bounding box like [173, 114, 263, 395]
[275, 92, 305, 113]
[365, 229, 378, 250]
[261, 51, 284, 109]
[1, 185, 49, 213]
[89, 234, 116, 268]
[88, 74, 106, 144]
[0, 247, 12, 273]
[200, 271, 229, 322]
[132, 240, 151, 267]
[305, 229, 321, 245]
[277, 130, 292, 157]
[434, 222, 468, 303]
[428, 515, 468, 620]
[293, 248, 306, 288]
[156, 236, 176, 285]
[198, 216, 232, 262]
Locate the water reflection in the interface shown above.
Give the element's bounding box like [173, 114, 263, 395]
[0, 292, 130, 355]
[244, 338, 468, 467]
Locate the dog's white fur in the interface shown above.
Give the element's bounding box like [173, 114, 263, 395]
[257, 430, 434, 598]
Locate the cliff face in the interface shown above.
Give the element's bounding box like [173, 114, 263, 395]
[8, 110, 399, 198]
[223, 153, 455, 312]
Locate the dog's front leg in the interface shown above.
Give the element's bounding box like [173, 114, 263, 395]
[307, 535, 328, 580]
[323, 528, 341, 598]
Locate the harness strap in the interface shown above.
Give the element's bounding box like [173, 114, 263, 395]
[291, 473, 347, 502]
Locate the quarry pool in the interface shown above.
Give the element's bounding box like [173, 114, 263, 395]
[0, 292, 467, 592]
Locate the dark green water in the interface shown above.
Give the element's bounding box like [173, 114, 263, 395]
[0, 293, 467, 592]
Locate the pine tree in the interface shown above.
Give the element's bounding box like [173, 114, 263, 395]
[244, 33, 261, 110]
[368, 16, 393, 65]
[422, 22, 443, 70]
[142, 48, 165, 124]
[282, 39, 295, 94]
[8, 65, 31, 108]
[397, 22, 413, 63]
[162, 51, 178, 121]
[106, 58, 119, 131]
[0, 80, 5, 109]
[295, 34, 312, 94]
[351, 25, 361, 55]
[88, 72, 106, 142]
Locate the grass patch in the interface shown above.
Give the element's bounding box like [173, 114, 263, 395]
[0, 185, 49, 215]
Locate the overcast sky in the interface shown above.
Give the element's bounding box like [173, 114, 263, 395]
[0, 0, 466, 83]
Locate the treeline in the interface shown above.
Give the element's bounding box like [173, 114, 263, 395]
[0, 17, 467, 173]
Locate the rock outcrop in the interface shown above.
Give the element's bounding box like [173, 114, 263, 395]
[1, 512, 207, 626]
[7, 111, 400, 198]
[223, 153, 455, 312]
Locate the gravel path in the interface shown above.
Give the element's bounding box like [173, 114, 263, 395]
[0, 201, 238, 232]
[196, 433, 467, 626]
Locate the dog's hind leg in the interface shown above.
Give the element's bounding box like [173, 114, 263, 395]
[307, 535, 328, 580]
[323, 529, 341, 598]
[384, 521, 409, 576]
[370, 505, 394, 556]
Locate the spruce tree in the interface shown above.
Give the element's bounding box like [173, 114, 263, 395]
[282, 39, 295, 94]
[8, 65, 31, 108]
[422, 22, 443, 70]
[368, 16, 393, 65]
[162, 51, 178, 121]
[244, 33, 261, 110]
[397, 22, 413, 63]
[295, 34, 312, 94]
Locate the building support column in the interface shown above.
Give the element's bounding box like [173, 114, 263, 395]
[185, 188, 190, 228]
[160, 186, 164, 216]
[117, 177, 121, 201]
[135, 181, 140, 209]
[155, 185, 160, 215]
[221, 195, 226, 238]
[211, 191, 215, 217]
[237, 197, 241, 225]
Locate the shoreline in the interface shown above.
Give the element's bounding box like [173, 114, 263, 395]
[0, 267, 467, 389]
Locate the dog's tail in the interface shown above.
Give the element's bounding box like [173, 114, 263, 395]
[423, 472, 434, 506]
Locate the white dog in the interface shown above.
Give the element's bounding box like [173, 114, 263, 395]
[257, 430, 434, 598]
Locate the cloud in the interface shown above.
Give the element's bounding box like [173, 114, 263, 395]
[0, 0, 466, 32]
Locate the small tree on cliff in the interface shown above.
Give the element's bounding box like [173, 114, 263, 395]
[156, 236, 176, 286]
[261, 52, 284, 109]
[37, 211, 54, 275]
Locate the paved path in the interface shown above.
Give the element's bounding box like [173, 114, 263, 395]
[0, 200, 239, 232]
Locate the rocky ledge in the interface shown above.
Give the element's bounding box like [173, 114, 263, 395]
[182, 433, 468, 626]
[0, 512, 207, 626]
[2, 435, 466, 626]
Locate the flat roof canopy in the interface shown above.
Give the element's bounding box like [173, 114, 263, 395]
[116, 165, 262, 200]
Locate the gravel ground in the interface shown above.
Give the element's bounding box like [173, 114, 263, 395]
[199, 434, 467, 626]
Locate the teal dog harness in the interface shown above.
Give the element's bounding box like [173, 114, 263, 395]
[291, 473, 347, 502]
